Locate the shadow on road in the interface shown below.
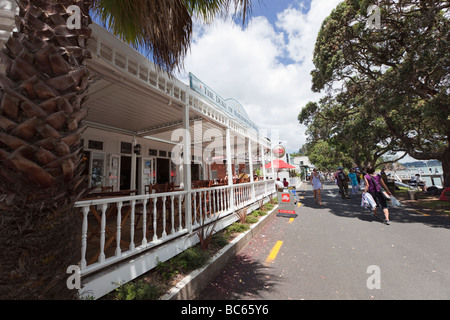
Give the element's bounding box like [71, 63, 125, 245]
[300, 181, 450, 229]
[195, 254, 282, 300]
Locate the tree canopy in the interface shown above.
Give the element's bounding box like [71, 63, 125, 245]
[299, 0, 449, 185]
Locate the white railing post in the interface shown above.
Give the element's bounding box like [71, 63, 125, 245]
[178, 194, 183, 231]
[212, 189, 217, 217]
[220, 188, 224, 213]
[115, 201, 123, 257]
[129, 200, 135, 251]
[80, 206, 89, 269]
[99, 203, 107, 263]
[226, 128, 234, 214]
[170, 195, 175, 235]
[162, 196, 167, 238]
[192, 190, 197, 225]
[152, 197, 157, 242]
[248, 139, 255, 202]
[261, 144, 268, 194]
[208, 189, 212, 219]
[199, 191, 204, 225]
[142, 199, 148, 246]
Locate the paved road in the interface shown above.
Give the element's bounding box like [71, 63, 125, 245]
[196, 181, 450, 300]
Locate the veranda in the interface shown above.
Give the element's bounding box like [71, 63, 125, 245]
[71, 23, 276, 299]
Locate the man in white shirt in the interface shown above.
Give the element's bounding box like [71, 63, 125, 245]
[275, 178, 284, 189]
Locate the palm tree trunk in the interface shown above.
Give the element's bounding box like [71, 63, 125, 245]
[0, 0, 91, 299]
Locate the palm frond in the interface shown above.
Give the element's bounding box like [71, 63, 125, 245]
[183, 0, 252, 24]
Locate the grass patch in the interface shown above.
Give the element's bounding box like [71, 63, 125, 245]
[246, 215, 259, 224]
[393, 187, 450, 215]
[264, 203, 275, 210]
[157, 246, 211, 280]
[224, 222, 250, 236]
[252, 209, 267, 217]
[414, 199, 450, 215]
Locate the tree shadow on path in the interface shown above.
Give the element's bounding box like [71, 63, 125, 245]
[301, 181, 450, 230]
[194, 253, 282, 300]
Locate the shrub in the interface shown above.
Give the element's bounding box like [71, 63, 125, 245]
[156, 246, 211, 281]
[224, 222, 250, 237]
[252, 209, 266, 217]
[246, 215, 258, 224]
[211, 232, 229, 248]
[236, 208, 248, 223]
[113, 280, 162, 300]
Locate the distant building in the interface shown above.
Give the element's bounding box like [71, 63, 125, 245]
[287, 155, 314, 180]
[290, 156, 313, 170]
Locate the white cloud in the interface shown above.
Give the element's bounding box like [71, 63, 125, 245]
[178, 0, 343, 153]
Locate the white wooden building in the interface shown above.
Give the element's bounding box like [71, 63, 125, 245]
[0, 2, 277, 299]
[78, 23, 275, 299]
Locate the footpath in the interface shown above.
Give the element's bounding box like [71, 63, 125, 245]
[161, 180, 304, 300]
[190, 181, 450, 300]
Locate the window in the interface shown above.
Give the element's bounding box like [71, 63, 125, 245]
[159, 150, 167, 157]
[121, 142, 132, 154]
[88, 140, 103, 150]
[91, 152, 105, 187]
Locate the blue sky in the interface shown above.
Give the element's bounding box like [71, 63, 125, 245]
[251, 0, 299, 22]
[250, 0, 313, 66]
[252, 0, 312, 22]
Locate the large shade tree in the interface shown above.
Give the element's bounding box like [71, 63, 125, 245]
[303, 139, 354, 172]
[0, 0, 251, 299]
[310, 0, 449, 186]
[299, 90, 406, 170]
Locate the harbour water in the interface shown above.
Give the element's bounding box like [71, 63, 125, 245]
[387, 165, 444, 188]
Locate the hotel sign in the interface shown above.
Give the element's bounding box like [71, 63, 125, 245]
[189, 73, 259, 131]
[273, 145, 285, 158]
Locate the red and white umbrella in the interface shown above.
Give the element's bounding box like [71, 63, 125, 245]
[265, 159, 296, 170]
[265, 159, 295, 178]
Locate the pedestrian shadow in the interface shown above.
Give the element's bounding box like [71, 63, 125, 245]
[300, 182, 450, 229]
[194, 254, 282, 300]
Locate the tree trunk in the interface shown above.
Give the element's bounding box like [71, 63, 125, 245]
[0, 0, 91, 299]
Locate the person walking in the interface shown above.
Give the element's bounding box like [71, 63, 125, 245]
[311, 168, 322, 205]
[364, 166, 392, 225]
[348, 168, 358, 195]
[335, 167, 350, 199]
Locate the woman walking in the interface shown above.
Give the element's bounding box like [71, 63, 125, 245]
[348, 168, 358, 194]
[311, 169, 323, 205]
[364, 167, 392, 225]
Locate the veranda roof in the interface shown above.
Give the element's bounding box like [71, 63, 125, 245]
[84, 23, 270, 153]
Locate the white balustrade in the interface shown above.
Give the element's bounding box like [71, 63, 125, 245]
[74, 180, 275, 278]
